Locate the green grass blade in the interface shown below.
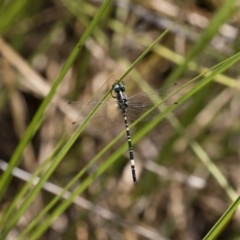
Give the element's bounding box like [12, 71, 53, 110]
[166, 0, 238, 83]
[107, 17, 240, 91]
[203, 197, 240, 240]
[18, 126, 126, 238]
[0, 133, 68, 230]
[0, 0, 111, 236]
[117, 25, 174, 82]
[0, 0, 29, 33]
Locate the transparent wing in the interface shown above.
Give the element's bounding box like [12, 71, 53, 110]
[126, 83, 179, 122]
[67, 100, 123, 132]
[127, 83, 178, 102]
[126, 102, 178, 122]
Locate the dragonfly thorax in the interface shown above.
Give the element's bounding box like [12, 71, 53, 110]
[111, 81, 128, 112]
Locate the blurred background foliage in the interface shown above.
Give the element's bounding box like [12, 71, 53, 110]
[0, 0, 240, 239]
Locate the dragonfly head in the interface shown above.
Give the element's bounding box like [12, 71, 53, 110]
[111, 81, 125, 98]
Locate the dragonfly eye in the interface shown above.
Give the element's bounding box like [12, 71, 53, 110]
[111, 81, 125, 95]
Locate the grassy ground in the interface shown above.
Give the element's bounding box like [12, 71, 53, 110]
[0, 0, 240, 239]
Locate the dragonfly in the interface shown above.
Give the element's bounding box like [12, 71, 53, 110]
[68, 81, 179, 185]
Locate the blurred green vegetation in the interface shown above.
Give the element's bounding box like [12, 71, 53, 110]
[0, 0, 240, 240]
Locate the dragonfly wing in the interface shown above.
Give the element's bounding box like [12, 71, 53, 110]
[68, 100, 123, 132]
[127, 83, 179, 102]
[127, 83, 179, 122]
